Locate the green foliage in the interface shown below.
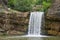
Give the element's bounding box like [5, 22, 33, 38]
[36, 0, 42, 5]
[8, 0, 52, 12]
[8, 0, 37, 12]
[34, 0, 52, 12]
[8, 0, 14, 7]
[43, 1, 51, 11]
[42, 0, 52, 12]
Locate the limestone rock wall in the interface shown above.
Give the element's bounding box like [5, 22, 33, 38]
[45, 0, 60, 36]
[0, 10, 30, 35]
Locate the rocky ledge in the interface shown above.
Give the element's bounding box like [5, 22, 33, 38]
[45, 0, 60, 36]
[0, 9, 30, 35]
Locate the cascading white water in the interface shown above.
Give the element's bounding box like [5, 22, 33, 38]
[10, 12, 48, 37]
[28, 12, 44, 36]
[28, 12, 42, 35]
[20, 12, 48, 37]
[7, 12, 49, 38]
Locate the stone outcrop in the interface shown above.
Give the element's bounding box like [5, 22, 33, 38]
[46, 0, 60, 21]
[45, 0, 60, 36]
[0, 9, 30, 35]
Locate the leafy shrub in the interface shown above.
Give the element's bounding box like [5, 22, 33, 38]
[34, 0, 52, 12]
[36, 0, 42, 5]
[42, 0, 52, 12]
[8, 0, 37, 12]
[8, 0, 52, 12]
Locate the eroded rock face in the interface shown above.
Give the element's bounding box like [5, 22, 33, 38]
[0, 9, 30, 35]
[0, 0, 8, 5]
[46, 0, 60, 21]
[45, 0, 60, 36]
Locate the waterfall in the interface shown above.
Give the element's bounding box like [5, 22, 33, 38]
[28, 12, 47, 37]
[6, 12, 49, 38]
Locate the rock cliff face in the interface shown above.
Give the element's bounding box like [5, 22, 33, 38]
[46, 0, 60, 20]
[0, 9, 30, 35]
[45, 0, 60, 36]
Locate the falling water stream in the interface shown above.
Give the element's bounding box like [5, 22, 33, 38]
[28, 12, 43, 35]
[20, 12, 48, 37]
[7, 12, 48, 39]
[27, 12, 47, 37]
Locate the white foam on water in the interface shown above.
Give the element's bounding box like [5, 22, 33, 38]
[7, 35, 49, 38]
[20, 35, 49, 37]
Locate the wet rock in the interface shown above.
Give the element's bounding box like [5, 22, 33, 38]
[0, 28, 5, 32]
[7, 30, 25, 35]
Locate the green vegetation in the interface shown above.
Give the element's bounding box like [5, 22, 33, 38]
[8, 0, 52, 12]
[8, 0, 37, 12]
[37, 0, 52, 11]
[42, 0, 52, 12]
